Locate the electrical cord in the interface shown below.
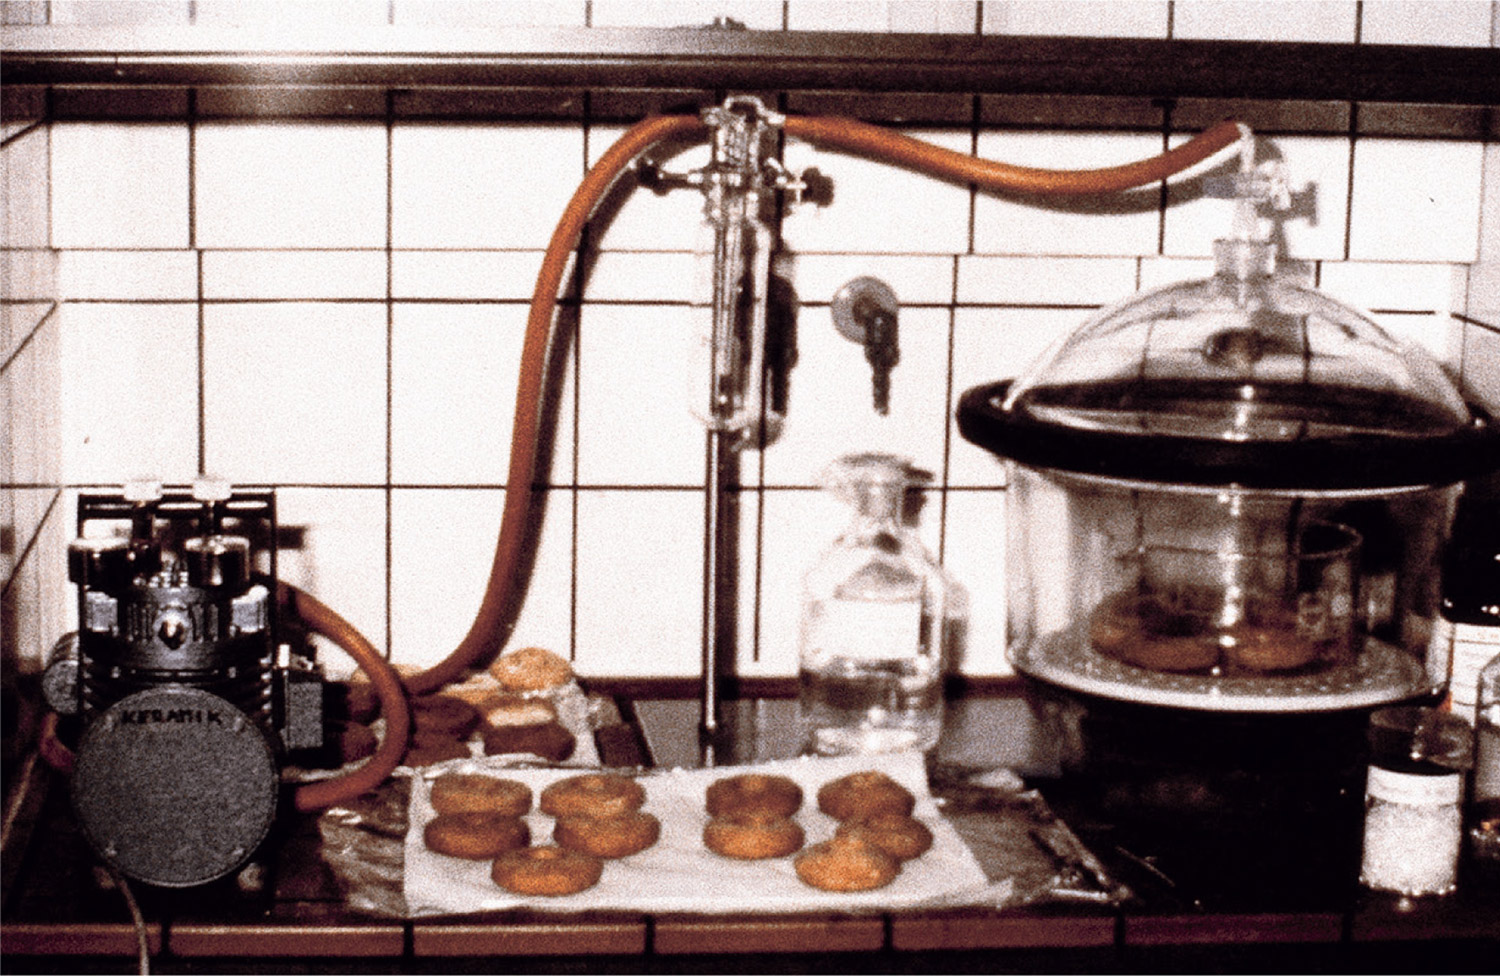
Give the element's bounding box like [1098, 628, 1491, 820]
[103, 862, 151, 976]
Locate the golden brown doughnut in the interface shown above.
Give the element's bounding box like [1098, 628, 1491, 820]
[835, 813, 933, 861]
[554, 810, 661, 859]
[490, 845, 603, 897]
[489, 646, 574, 695]
[703, 813, 805, 860]
[540, 773, 646, 819]
[1089, 592, 1220, 673]
[411, 694, 481, 738]
[403, 736, 471, 767]
[478, 693, 558, 729]
[332, 720, 378, 764]
[705, 773, 803, 818]
[1221, 622, 1320, 673]
[481, 722, 576, 762]
[794, 835, 900, 892]
[816, 771, 916, 822]
[430, 774, 533, 817]
[423, 812, 530, 860]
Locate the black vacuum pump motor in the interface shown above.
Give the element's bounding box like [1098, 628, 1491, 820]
[43, 481, 325, 888]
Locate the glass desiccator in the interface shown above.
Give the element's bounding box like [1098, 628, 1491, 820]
[797, 453, 964, 756]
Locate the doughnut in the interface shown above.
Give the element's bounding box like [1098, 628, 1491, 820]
[816, 771, 916, 822]
[554, 810, 661, 859]
[478, 693, 558, 729]
[342, 679, 380, 724]
[1089, 592, 1220, 673]
[703, 813, 805, 860]
[332, 720, 378, 764]
[489, 646, 574, 695]
[430, 774, 532, 817]
[705, 773, 803, 818]
[423, 811, 529, 860]
[835, 813, 933, 861]
[1221, 622, 1320, 673]
[481, 721, 576, 762]
[490, 845, 603, 897]
[403, 736, 470, 767]
[794, 835, 900, 892]
[411, 694, 481, 739]
[540, 773, 646, 819]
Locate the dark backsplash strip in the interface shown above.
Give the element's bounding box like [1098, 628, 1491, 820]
[6, 31, 1500, 106]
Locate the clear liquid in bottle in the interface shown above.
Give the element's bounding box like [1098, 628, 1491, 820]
[797, 454, 963, 756]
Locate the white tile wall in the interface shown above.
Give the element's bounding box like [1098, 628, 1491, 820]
[1359, 1, 1495, 46]
[6, 2, 1500, 689]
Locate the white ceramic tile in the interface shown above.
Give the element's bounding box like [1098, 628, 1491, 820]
[1164, 135, 1351, 262]
[574, 489, 702, 677]
[49, 1, 190, 24]
[761, 306, 952, 487]
[972, 130, 1164, 257]
[1173, 0, 1358, 42]
[193, 0, 391, 26]
[947, 306, 1082, 486]
[1, 1, 47, 25]
[51, 123, 190, 249]
[35, 497, 74, 653]
[590, 0, 784, 28]
[754, 484, 950, 679]
[203, 303, 386, 484]
[1365, 310, 1459, 366]
[1462, 325, 1500, 414]
[787, 254, 956, 308]
[7, 309, 61, 488]
[579, 251, 698, 303]
[392, 250, 548, 301]
[392, 302, 575, 486]
[939, 489, 1010, 675]
[2, 532, 42, 669]
[274, 487, 388, 678]
[389, 486, 575, 670]
[393, 124, 583, 249]
[196, 122, 386, 249]
[584, 127, 710, 253]
[981, 0, 1168, 38]
[394, 0, 585, 26]
[1360, 0, 1494, 46]
[2, 301, 52, 367]
[59, 303, 198, 484]
[789, 0, 978, 32]
[956, 255, 1137, 306]
[1317, 262, 1460, 314]
[782, 127, 972, 255]
[1138, 256, 1214, 290]
[57, 251, 198, 301]
[576, 303, 707, 486]
[1349, 139, 1484, 263]
[202, 250, 386, 300]
[3, 126, 49, 249]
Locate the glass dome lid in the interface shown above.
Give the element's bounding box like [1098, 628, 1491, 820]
[957, 238, 1500, 491]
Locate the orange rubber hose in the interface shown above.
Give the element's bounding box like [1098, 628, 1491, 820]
[782, 116, 1245, 195]
[401, 112, 709, 697]
[401, 112, 1246, 697]
[284, 582, 412, 811]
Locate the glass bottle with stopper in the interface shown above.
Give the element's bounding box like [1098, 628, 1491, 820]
[797, 453, 963, 756]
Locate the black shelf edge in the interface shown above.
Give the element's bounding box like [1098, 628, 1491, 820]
[2, 29, 1499, 106]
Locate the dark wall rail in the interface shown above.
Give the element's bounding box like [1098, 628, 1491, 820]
[3, 27, 1499, 106]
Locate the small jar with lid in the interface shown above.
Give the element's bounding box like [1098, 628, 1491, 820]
[1359, 706, 1472, 900]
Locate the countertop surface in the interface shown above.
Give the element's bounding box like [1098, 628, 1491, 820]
[3, 688, 1497, 974]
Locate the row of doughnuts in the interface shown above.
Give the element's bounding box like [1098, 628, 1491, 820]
[423, 772, 658, 896]
[703, 771, 934, 892]
[423, 768, 938, 897]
